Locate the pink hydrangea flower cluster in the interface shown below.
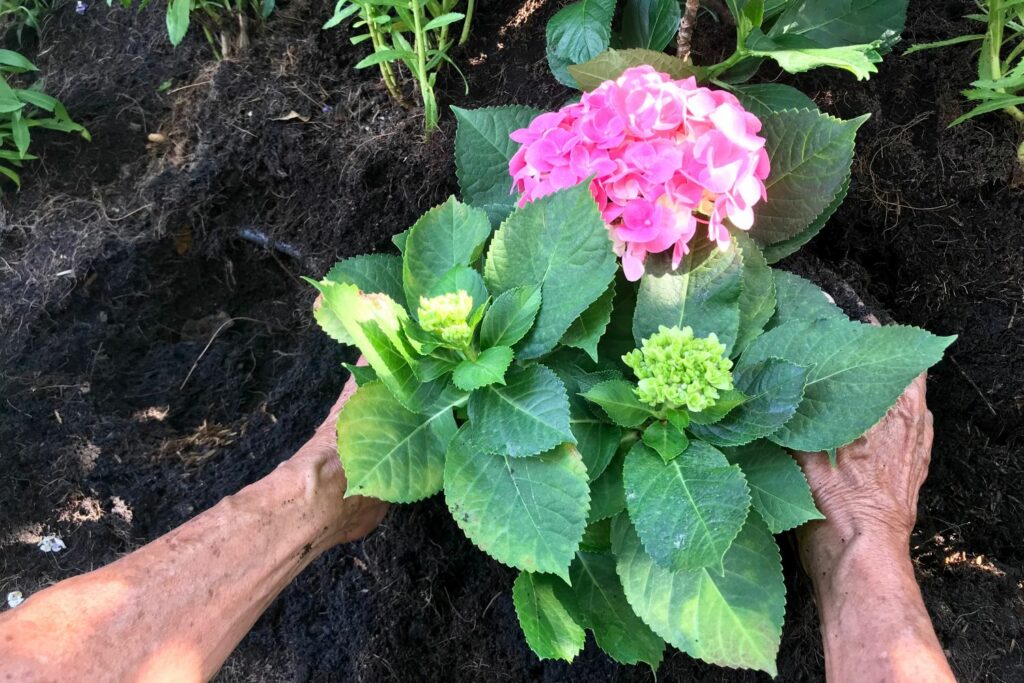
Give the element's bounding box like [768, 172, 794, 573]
[508, 65, 770, 280]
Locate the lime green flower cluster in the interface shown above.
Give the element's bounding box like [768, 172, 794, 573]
[623, 325, 734, 413]
[417, 290, 475, 348]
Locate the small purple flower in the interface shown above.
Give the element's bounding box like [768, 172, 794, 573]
[75, 0, 87, 14]
[321, 105, 334, 115]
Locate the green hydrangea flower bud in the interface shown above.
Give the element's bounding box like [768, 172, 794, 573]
[622, 325, 734, 413]
[417, 290, 475, 348]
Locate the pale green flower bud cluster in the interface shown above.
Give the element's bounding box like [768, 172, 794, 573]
[623, 325, 734, 413]
[417, 290, 475, 347]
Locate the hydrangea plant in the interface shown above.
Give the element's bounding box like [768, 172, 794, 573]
[309, 66, 954, 675]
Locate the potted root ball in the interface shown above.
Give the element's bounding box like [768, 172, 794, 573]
[308, 65, 953, 675]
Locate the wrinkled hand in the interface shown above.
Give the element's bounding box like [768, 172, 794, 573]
[795, 372, 933, 571]
[287, 355, 389, 547]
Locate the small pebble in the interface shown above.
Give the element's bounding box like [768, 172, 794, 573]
[322, 105, 334, 114]
[75, 1, 87, 14]
[38, 535, 66, 553]
[6, 591, 24, 608]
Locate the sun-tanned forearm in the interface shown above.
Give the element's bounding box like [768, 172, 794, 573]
[796, 373, 955, 683]
[0, 371, 387, 683]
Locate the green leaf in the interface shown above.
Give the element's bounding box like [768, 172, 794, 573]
[587, 451, 625, 522]
[751, 109, 866, 247]
[724, 440, 823, 533]
[633, 241, 743, 353]
[762, 173, 849, 264]
[546, 0, 616, 82]
[465, 364, 575, 457]
[10, 111, 28, 156]
[642, 421, 688, 462]
[568, 48, 703, 91]
[686, 389, 748, 426]
[767, 270, 843, 330]
[166, 0, 191, 46]
[0, 50, 36, 72]
[452, 105, 541, 221]
[485, 182, 617, 359]
[768, 0, 908, 52]
[596, 273, 638, 369]
[338, 381, 458, 502]
[403, 197, 491, 309]
[734, 232, 776, 356]
[564, 551, 665, 668]
[742, 318, 955, 451]
[581, 379, 651, 428]
[903, 34, 985, 56]
[745, 31, 883, 80]
[612, 512, 785, 675]
[452, 346, 514, 391]
[422, 11, 464, 31]
[354, 49, 417, 69]
[325, 253, 406, 309]
[551, 363, 623, 481]
[445, 432, 590, 580]
[342, 362, 378, 386]
[690, 359, 809, 447]
[620, 0, 682, 51]
[513, 572, 585, 662]
[730, 82, 817, 118]
[480, 285, 542, 349]
[560, 280, 615, 362]
[623, 441, 751, 572]
[310, 281, 423, 410]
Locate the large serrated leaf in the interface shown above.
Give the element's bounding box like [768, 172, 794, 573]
[767, 270, 844, 330]
[724, 441, 823, 533]
[324, 253, 407, 309]
[513, 571, 585, 662]
[445, 432, 590, 581]
[742, 318, 955, 451]
[730, 83, 817, 118]
[612, 512, 785, 675]
[620, 0, 681, 51]
[338, 382, 459, 502]
[551, 362, 623, 481]
[762, 173, 849, 264]
[452, 346, 513, 392]
[561, 280, 615, 362]
[633, 241, 743, 353]
[546, 0, 616, 86]
[690, 358, 809, 447]
[751, 110, 865, 247]
[768, 0, 908, 52]
[587, 450, 625, 522]
[452, 105, 541, 219]
[745, 31, 883, 80]
[485, 183, 617, 359]
[568, 48, 703, 91]
[480, 285, 542, 349]
[561, 551, 665, 669]
[403, 197, 491, 309]
[623, 442, 751, 573]
[734, 232, 776, 356]
[465, 364, 574, 458]
[581, 379, 652, 428]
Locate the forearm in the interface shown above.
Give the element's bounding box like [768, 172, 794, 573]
[0, 449, 344, 682]
[808, 535, 956, 683]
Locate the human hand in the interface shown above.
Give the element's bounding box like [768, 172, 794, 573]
[794, 372, 933, 574]
[286, 355, 389, 548]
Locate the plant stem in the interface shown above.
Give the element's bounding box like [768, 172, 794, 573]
[704, 49, 744, 79]
[677, 0, 700, 62]
[365, 4, 404, 105]
[411, 0, 436, 132]
[459, 0, 475, 45]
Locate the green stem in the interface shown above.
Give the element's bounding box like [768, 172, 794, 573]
[365, 4, 404, 104]
[410, 0, 436, 132]
[704, 49, 745, 79]
[1017, 136, 1024, 162]
[459, 0, 474, 45]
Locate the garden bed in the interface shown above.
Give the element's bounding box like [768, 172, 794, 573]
[0, 0, 1021, 680]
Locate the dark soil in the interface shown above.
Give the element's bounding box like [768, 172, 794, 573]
[1, 1, 1021, 681]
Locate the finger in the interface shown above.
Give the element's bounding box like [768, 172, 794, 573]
[864, 313, 881, 327]
[314, 293, 324, 311]
[327, 356, 369, 423]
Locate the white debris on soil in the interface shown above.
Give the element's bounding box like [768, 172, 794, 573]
[38, 535, 66, 553]
[6, 591, 24, 608]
